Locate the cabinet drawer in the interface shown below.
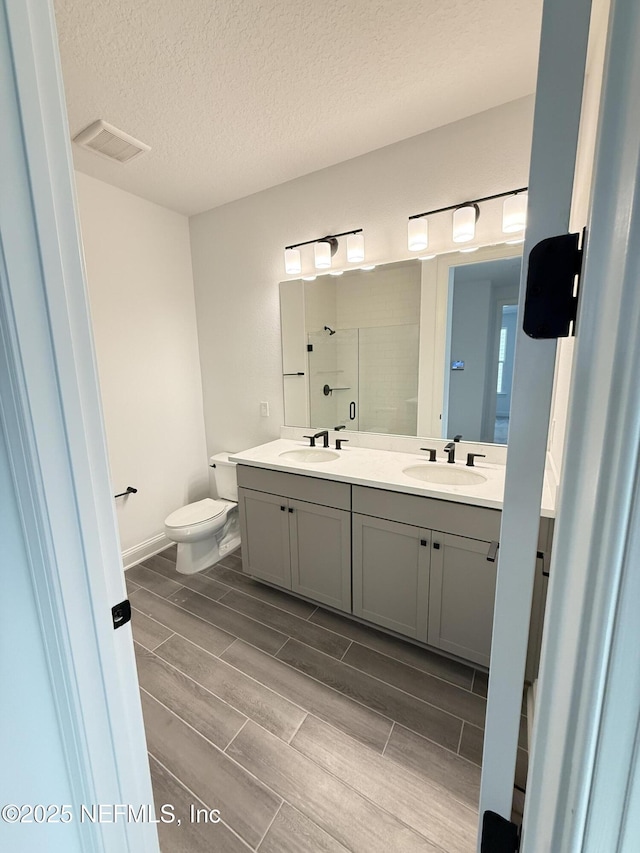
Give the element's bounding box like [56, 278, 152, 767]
[352, 485, 501, 541]
[237, 464, 350, 511]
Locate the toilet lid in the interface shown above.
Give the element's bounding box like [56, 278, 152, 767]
[165, 498, 227, 528]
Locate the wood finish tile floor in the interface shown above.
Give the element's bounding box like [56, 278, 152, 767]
[126, 546, 527, 852]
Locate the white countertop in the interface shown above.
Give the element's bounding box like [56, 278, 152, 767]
[230, 439, 556, 517]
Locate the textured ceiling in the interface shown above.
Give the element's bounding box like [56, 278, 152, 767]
[54, 0, 542, 216]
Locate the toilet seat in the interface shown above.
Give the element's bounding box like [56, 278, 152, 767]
[165, 498, 227, 530]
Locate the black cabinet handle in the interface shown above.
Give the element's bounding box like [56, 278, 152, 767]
[420, 539, 428, 547]
[288, 507, 294, 514]
[487, 541, 499, 562]
[433, 542, 441, 550]
[280, 505, 286, 512]
[349, 401, 356, 420]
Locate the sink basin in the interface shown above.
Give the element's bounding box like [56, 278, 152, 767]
[403, 464, 487, 486]
[279, 448, 341, 463]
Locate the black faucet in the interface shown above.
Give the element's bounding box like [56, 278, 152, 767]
[443, 441, 456, 463]
[304, 430, 330, 448]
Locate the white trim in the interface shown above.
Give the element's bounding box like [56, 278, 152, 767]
[523, 0, 640, 848]
[1, 1, 158, 850]
[122, 535, 173, 570]
[478, 0, 593, 832]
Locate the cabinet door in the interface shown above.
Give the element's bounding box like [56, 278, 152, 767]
[352, 514, 430, 641]
[289, 499, 351, 612]
[428, 533, 497, 667]
[238, 487, 291, 589]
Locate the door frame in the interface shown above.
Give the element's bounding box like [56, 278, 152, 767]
[1, 1, 158, 849]
[479, 0, 593, 837]
[522, 0, 640, 848]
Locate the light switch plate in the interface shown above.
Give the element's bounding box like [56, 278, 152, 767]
[260, 401, 270, 417]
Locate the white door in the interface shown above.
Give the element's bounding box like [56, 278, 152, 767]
[1, 2, 158, 851]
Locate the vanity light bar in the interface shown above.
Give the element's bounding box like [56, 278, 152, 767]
[408, 187, 528, 251]
[284, 228, 364, 274]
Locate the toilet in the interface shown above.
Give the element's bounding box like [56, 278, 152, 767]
[164, 452, 240, 575]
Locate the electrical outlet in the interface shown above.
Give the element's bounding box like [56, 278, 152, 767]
[260, 401, 270, 417]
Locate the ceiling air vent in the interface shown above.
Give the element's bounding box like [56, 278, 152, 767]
[73, 120, 150, 164]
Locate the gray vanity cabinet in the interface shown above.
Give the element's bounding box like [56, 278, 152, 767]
[352, 514, 430, 641]
[289, 499, 351, 611]
[237, 465, 352, 613]
[238, 487, 292, 589]
[352, 485, 502, 664]
[237, 468, 551, 675]
[427, 533, 497, 667]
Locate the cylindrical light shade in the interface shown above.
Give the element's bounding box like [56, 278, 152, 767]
[502, 193, 528, 233]
[452, 205, 477, 243]
[408, 217, 429, 251]
[314, 241, 332, 269]
[284, 247, 301, 275]
[347, 232, 365, 263]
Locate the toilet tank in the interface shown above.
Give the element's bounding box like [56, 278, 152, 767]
[210, 452, 238, 501]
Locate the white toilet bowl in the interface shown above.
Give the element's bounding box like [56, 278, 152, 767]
[164, 453, 240, 574]
[164, 498, 237, 575]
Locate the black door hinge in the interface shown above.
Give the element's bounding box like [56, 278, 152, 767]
[112, 599, 132, 630]
[481, 811, 520, 852]
[523, 229, 585, 339]
[307, 343, 313, 352]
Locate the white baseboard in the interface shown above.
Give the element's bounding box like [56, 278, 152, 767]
[122, 533, 173, 570]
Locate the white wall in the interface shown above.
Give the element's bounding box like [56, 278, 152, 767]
[75, 173, 209, 564]
[189, 96, 535, 455]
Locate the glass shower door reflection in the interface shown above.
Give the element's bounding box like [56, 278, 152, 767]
[307, 329, 359, 430]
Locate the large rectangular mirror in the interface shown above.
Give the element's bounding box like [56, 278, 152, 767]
[280, 244, 522, 444]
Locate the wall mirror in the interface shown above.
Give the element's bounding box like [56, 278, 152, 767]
[280, 244, 522, 444]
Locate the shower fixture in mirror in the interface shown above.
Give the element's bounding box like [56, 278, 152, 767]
[280, 244, 523, 445]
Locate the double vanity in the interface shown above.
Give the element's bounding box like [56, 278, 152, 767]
[230, 437, 554, 676]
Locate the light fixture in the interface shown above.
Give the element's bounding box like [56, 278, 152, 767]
[502, 192, 528, 233]
[329, 270, 344, 276]
[408, 217, 429, 251]
[284, 247, 301, 275]
[408, 186, 527, 253]
[360, 265, 376, 271]
[505, 237, 525, 245]
[452, 204, 479, 243]
[418, 254, 436, 260]
[347, 232, 365, 263]
[283, 229, 362, 275]
[302, 275, 317, 281]
[460, 246, 479, 253]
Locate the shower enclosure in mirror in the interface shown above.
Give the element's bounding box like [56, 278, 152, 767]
[308, 323, 421, 434]
[280, 245, 522, 444]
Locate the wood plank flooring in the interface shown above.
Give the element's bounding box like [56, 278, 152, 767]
[126, 546, 519, 852]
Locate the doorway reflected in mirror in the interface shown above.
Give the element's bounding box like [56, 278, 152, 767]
[444, 256, 521, 444]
